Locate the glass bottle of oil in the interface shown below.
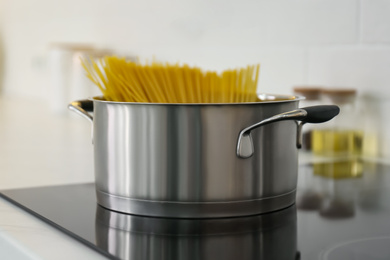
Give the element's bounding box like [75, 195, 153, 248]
[293, 86, 322, 151]
[312, 88, 363, 179]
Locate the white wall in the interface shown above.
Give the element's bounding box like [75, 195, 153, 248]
[2, 0, 390, 97]
[1, 0, 390, 156]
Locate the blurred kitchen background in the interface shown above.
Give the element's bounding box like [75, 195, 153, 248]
[1, 0, 390, 189]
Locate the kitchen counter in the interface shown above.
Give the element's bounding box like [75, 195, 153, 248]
[0, 96, 95, 190]
[0, 198, 109, 259]
[0, 96, 106, 259]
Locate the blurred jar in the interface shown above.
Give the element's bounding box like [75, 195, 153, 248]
[312, 88, 363, 179]
[293, 86, 322, 151]
[49, 43, 96, 114]
[360, 94, 379, 158]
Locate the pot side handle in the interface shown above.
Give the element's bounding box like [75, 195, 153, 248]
[68, 99, 94, 123]
[236, 105, 340, 159]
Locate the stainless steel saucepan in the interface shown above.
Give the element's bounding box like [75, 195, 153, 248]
[69, 94, 339, 218]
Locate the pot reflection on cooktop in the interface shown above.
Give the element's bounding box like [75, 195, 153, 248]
[0, 183, 299, 260]
[95, 205, 299, 260]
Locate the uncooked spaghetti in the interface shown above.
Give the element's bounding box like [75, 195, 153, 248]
[82, 56, 260, 103]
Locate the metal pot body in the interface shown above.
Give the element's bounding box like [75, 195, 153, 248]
[90, 95, 300, 218]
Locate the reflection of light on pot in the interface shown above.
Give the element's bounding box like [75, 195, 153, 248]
[95, 205, 298, 260]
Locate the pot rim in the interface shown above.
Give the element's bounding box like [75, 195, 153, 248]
[90, 93, 305, 106]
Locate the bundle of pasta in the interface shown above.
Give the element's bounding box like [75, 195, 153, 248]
[82, 56, 260, 103]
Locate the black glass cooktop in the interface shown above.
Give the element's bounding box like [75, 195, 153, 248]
[2, 162, 390, 260]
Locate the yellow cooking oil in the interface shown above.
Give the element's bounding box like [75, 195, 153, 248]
[312, 129, 363, 156]
[311, 129, 363, 179]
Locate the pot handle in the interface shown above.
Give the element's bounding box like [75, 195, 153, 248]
[68, 99, 94, 123]
[236, 105, 340, 159]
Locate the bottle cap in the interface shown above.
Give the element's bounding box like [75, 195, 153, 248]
[293, 86, 322, 100]
[321, 88, 357, 104]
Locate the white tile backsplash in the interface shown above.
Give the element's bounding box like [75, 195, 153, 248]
[361, 0, 390, 43]
[263, 0, 358, 44]
[307, 46, 390, 97]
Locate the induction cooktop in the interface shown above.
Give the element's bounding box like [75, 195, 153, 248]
[1, 162, 390, 260]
